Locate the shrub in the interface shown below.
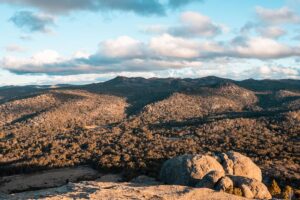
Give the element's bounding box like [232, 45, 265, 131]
[269, 179, 281, 196]
[283, 186, 293, 200]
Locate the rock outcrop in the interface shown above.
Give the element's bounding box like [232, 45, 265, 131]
[217, 151, 262, 181]
[160, 151, 272, 199]
[160, 154, 224, 186]
[229, 176, 272, 199]
[0, 166, 101, 194]
[5, 177, 248, 200]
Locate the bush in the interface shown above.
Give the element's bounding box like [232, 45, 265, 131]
[283, 186, 293, 200]
[269, 179, 281, 196]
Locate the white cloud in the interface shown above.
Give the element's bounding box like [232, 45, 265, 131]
[31, 50, 61, 63]
[122, 58, 202, 70]
[257, 26, 286, 38]
[1, 50, 64, 73]
[256, 6, 300, 24]
[0, 69, 108, 86]
[245, 65, 299, 79]
[233, 37, 300, 59]
[1, 35, 300, 76]
[169, 11, 223, 37]
[149, 34, 200, 58]
[100, 36, 145, 58]
[73, 50, 91, 59]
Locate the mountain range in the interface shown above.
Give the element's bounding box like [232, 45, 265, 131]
[0, 76, 299, 190]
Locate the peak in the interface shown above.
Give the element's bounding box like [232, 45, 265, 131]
[202, 76, 222, 79]
[111, 76, 129, 81]
[115, 76, 128, 80]
[199, 76, 226, 81]
[111, 76, 146, 81]
[105, 76, 149, 86]
[107, 76, 131, 83]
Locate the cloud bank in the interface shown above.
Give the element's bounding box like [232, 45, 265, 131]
[1, 0, 203, 15]
[2, 34, 300, 75]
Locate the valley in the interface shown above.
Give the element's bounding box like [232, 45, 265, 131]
[0, 76, 299, 197]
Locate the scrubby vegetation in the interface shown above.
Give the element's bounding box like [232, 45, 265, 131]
[269, 179, 281, 197]
[0, 77, 299, 195]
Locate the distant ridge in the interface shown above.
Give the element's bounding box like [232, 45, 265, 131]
[1, 76, 300, 105]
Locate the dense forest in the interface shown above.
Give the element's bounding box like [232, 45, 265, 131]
[0, 76, 299, 191]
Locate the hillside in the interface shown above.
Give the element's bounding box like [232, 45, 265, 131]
[140, 83, 258, 123]
[0, 76, 299, 195]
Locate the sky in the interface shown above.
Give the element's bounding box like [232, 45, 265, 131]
[0, 0, 300, 86]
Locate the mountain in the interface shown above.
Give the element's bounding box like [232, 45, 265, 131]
[0, 90, 127, 127]
[0, 76, 299, 190]
[236, 78, 300, 91]
[77, 76, 299, 114]
[0, 84, 72, 104]
[140, 82, 258, 124]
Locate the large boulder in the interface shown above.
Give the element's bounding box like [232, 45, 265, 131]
[217, 151, 262, 181]
[230, 176, 272, 199]
[160, 152, 271, 199]
[160, 154, 224, 186]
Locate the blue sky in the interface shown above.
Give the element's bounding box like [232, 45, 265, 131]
[0, 0, 299, 85]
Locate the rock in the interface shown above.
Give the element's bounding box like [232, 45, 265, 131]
[160, 155, 190, 186]
[160, 152, 271, 199]
[196, 170, 225, 189]
[240, 184, 254, 199]
[230, 176, 272, 200]
[7, 179, 248, 200]
[217, 153, 234, 175]
[0, 166, 101, 194]
[218, 151, 262, 181]
[131, 175, 159, 185]
[160, 154, 224, 186]
[215, 176, 234, 192]
[97, 174, 122, 182]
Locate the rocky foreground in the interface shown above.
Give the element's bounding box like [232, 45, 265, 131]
[2, 152, 298, 199]
[2, 175, 247, 200]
